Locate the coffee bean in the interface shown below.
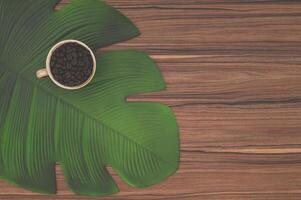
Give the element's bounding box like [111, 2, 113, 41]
[52, 68, 58, 74]
[64, 72, 71, 78]
[71, 52, 77, 57]
[67, 54, 72, 60]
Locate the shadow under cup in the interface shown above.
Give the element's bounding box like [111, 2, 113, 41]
[36, 40, 96, 90]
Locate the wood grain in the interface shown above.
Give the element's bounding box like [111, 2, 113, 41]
[1, 0, 301, 199]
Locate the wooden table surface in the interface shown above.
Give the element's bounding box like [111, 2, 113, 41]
[1, 0, 301, 199]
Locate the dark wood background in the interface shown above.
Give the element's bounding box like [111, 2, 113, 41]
[1, 0, 301, 199]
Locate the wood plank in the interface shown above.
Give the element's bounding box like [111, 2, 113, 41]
[1, 0, 301, 199]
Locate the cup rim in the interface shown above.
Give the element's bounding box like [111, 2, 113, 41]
[46, 39, 97, 90]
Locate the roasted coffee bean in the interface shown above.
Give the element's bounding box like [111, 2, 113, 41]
[50, 42, 93, 87]
[52, 68, 58, 74]
[71, 60, 77, 66]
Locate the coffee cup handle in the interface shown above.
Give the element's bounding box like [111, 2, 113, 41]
[36, 68, 49, 79]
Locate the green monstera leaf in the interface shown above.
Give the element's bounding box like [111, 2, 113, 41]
[0, 0, 179, 196]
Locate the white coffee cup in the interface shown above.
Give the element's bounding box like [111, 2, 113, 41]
[36, 40, 97, 90]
